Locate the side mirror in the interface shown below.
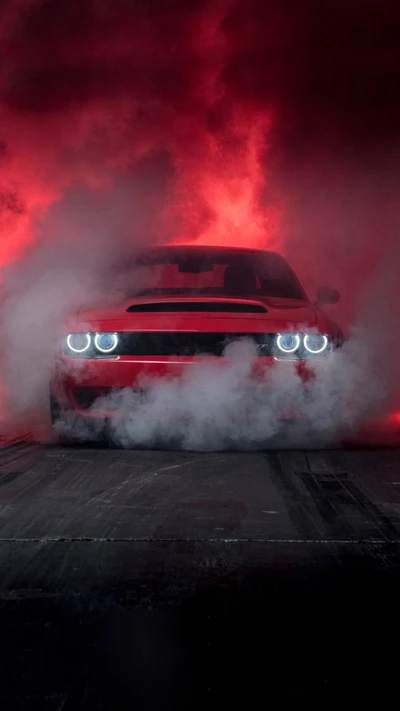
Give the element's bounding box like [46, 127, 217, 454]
[314, 286, 340, 308]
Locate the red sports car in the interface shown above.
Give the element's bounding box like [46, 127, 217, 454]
[50, 245, 343, 442]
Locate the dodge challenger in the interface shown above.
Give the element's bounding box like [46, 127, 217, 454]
[50, 245, 343, 440]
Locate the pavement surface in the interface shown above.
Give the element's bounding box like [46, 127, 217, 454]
[0, 441, 399, 709]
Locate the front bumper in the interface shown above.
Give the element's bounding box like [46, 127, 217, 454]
[51, 354, 314, 420]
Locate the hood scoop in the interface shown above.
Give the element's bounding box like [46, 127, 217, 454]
[126, 301, 267, 314]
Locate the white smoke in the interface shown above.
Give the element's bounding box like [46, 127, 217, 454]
[0, 181, 159, 431]
[55, 320, 399, 451]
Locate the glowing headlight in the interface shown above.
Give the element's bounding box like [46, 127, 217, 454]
[94, 332, 119, 353]
[276, 333, 300, 353]
[66, 333, 91, 353]
[304, 334, 329, 354]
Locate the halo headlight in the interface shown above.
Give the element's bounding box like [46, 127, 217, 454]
[304, 334, 329, 354]
[276, 333, 301, 354]
[66, 333, 91, 353]
[94, 332, 119, 353]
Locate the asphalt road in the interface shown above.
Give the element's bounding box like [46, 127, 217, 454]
[0, 441, 399, 709]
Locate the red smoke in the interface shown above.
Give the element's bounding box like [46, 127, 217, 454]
[0, 0, 283, 267]
[1, 0, 400, 271]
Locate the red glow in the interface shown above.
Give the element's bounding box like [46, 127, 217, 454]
[0, 1, 282, 270]
[389, 411, 400, 427]
[170, 109, 281, 248]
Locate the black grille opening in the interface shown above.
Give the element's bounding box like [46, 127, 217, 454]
[73, 387, 113, 409]
[117, 333, 273, 357]
[73, 387, 149, 410]
[126, 301, 267, 313]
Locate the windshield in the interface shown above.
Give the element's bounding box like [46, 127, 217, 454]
[120, 248, 305, 300]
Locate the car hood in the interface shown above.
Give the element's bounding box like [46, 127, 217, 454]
[68, 295, 318, 331]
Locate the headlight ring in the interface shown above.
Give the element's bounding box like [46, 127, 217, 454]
[66, 333, 91, 353]
[276, 333, 301, 353]
[303, 334, 329, 354]
[94, 332, 119, 353]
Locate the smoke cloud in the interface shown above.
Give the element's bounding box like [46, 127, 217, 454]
[0, 0, 400, 446]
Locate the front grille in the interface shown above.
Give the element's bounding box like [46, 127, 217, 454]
[117, 332, 273, 357]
